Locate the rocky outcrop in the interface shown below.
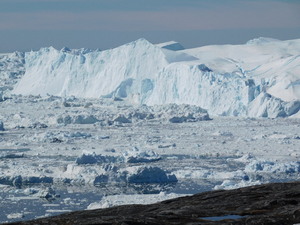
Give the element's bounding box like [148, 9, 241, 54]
[5, 181, 300, 225]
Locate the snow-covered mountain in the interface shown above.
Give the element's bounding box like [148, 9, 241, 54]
[8, 38, 300, 117]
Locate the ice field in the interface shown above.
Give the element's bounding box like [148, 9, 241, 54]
[0, 38, 299, 223]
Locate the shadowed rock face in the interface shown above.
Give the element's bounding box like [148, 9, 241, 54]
[5, 182, 300, 225]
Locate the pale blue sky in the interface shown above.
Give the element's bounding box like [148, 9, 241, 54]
[0, 0, 299, 52]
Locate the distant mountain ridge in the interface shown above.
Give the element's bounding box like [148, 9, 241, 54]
[3, 37, 300, 118]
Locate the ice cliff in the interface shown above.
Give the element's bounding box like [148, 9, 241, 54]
[11, 38, 300, 117]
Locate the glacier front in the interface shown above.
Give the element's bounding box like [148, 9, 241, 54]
[11, 38, 300, 117]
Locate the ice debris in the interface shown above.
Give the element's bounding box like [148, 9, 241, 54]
[54, 103, 210, 127]
[0, 120, 4, 131]
[57, 114, 99, 125]
[0, 153, 24, 159]
[0, 176, 53, 188]
[23, 187, 59, 200]
[37, 187, 59, 200]
[123, 147, 161, 163]
[64, 163, 177, 186]
[245, 160, 300, 174]
[126, 166, 177, 184]
[75, 152, 120, 165]
[7, 213, 24, 219]
[43, 131, 92, 143]
[76, 147, 160, 165]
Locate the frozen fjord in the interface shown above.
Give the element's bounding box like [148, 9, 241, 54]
[0, 37, 300, 223]
[0, 95, 300, 223]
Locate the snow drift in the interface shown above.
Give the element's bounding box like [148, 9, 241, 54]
[11, 38, 300, 117]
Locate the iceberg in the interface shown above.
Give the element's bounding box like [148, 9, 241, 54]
[11, 38, 300, 117]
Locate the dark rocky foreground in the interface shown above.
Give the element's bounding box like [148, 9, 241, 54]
[5, 182, 300, 225]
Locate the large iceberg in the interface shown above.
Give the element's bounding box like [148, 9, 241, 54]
[11, 38, 300, 117]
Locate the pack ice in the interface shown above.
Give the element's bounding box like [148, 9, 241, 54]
[11, 38, 300, 118]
